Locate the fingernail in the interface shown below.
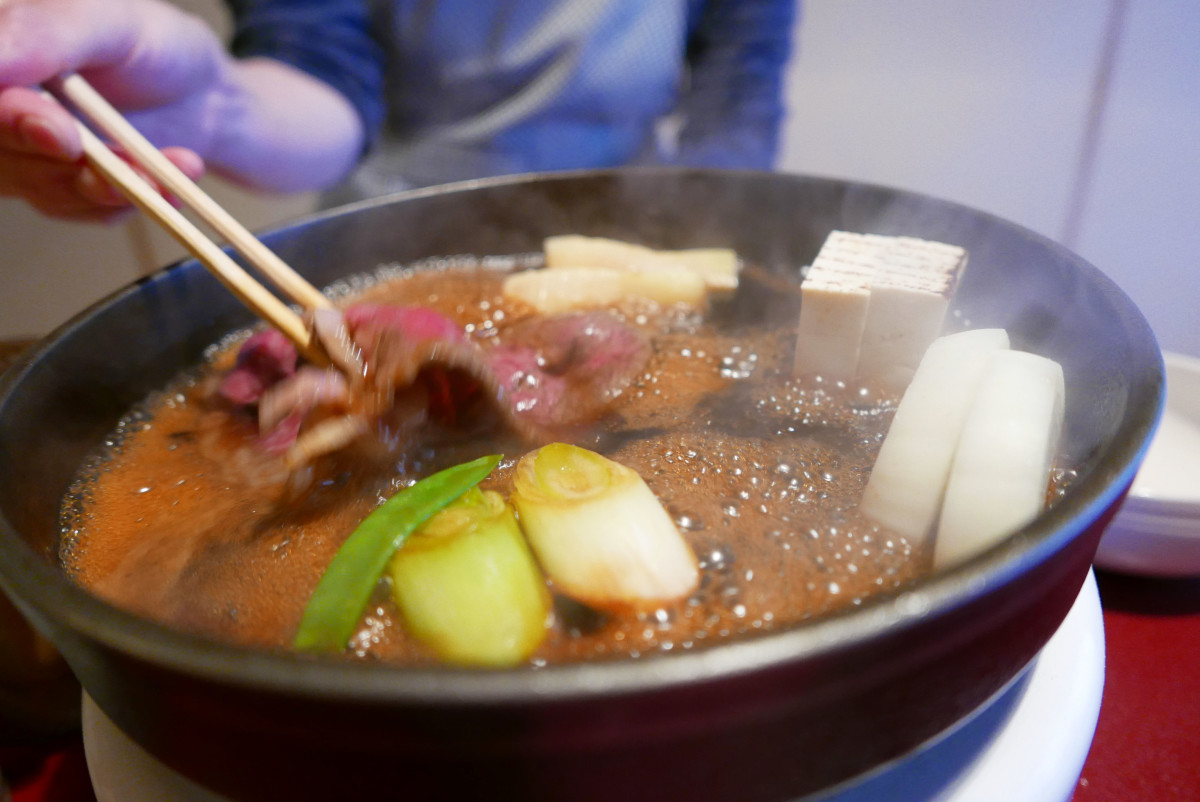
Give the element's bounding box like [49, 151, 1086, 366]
[19, 116, 71, 157]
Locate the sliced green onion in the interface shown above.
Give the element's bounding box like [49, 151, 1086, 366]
[502, 267, 625, 313]
[512, 443, 698, 610]
[618, 264, 709, 307]
[543, 235, 740, 296]
[293, 454, 502, 652]
[389, 488, 551, 667]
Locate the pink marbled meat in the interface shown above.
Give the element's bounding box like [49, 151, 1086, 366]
[217, 329, 297, 405]
[217, 305, 650, 458]
[344, 304, 466, 355]
[488, 311, 651, 428]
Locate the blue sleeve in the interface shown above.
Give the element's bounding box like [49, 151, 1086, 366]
[676, 0, 798, 170]
[226, 0, 386, 150]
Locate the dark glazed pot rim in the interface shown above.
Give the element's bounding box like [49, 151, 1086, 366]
[0, 167, 1164, 706]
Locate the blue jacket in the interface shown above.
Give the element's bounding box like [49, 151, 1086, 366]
[227, 0, 796, 197]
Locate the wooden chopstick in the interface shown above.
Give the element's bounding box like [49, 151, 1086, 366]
[47, 73, 331, 312]
[42, 76, 327, 363]
[64, 116, 325, 361]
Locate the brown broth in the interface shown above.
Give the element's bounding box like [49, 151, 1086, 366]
[60, 262, 926, 666]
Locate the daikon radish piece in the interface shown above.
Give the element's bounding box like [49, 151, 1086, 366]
[934, 350, 1065, 568]
[502, 267, 625, 314]
[512, 443, 699, 610]
[543, 235, 739, 295]
[859, 328, 1011, 543]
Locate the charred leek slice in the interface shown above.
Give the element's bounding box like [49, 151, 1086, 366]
[293, 454, 502, 652]
[503, 264, 707, 311]
[543, 235, 739, 295]
[502, 267, 626, 313]
[511, 443, 699, 609]
[664, 249, 740, 295]
[859, 328, 1010, 543]
[620, 263, 708, 306]
[934, 350, 1064, 568]
[389, 488, 551, 666]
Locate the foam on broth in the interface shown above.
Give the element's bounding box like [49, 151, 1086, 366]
[59, 261, 926, 666]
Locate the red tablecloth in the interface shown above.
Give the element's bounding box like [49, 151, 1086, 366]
[3, 569, 1197, 802]
[1071, 570, 1200, 801]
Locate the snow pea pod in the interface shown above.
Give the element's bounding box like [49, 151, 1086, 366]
[293, 454, 503, 652]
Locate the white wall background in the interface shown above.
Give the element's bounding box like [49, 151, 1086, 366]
[1, 0, 1196, 356]
[780, 0, 1200, 356]
[1073, 1, 1200, 357]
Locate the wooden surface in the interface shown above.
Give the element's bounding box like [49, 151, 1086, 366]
[0, 340, 35, 375]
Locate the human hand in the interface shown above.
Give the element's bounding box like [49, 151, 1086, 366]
[0, 0, 224, 221]
[0, 84, 206, 221]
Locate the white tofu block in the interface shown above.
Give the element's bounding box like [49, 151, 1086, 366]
[856, 237, 967, 386]
[792, 231, 881, 377]
[794, 230, 967, 386]
[856, 285, 952, 390]
[793, 279, 872, 378]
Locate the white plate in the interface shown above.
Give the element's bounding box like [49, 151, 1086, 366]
[83, 573, 1105, 802]
[816, 570, 1104, 802]
[1095, 351, 1200, 576]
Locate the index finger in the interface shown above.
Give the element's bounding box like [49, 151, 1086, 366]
[0, 85, 82, 159]
[0, 0, 136, 88]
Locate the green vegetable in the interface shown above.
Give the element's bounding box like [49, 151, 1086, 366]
[511, 443, 699, 610]
[293, 454, 502, 652]
[389, 488, 551, 667]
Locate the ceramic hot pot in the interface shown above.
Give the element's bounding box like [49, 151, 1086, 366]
[0, 169, 1163, 800]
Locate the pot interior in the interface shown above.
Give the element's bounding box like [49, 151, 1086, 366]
[0, 167, 1162, 706]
